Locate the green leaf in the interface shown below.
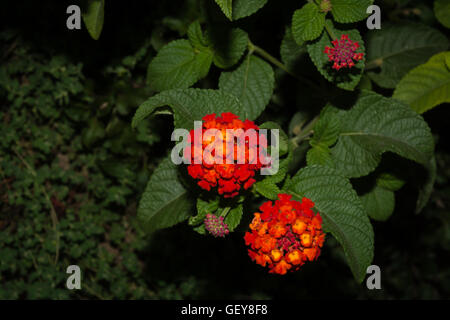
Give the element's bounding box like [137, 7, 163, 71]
[146, 39, 213, 92]
[393, 52, 450, 114]
[287, 165, 374, 283]
[211, 28, 249, 69]
[307, 143, 333, 166]
[225, 205, 244, 231]
[187, 21, 209, 49]
[255, 179, 281, 200]
[366, 23, 449, 88]
[82, 0, 105, 40]
[232, 0, 268, 20]
[331, 0, 372, 23]
[310, 107, 341, 147]
[360, 185, 395, 222]
[219, 55, 274, 120]
[137, 158, 193, 234]
[331, 92, 434, 178]
[307, 20, 365, 91]
[190, 197, 219, 226]
[332, 93, 434, 177]
[132, 88, 245, 130]
[376, 172, 405, 192]
[292, 3, 326, 42]
[416, 156, 437, 214]
[435, 0, 450, 28]
[215, 0, 233, 20]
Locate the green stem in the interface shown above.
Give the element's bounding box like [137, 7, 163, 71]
[248, 40, 321, 91]
[324, 23, 337, 40]
[291, 115, 320, 146]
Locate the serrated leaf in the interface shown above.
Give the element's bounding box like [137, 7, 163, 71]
[232, 0, 268, 20]
[190, 197, 219, 226]
[366, 23, 449, 88]
[210, 28, 248, 69]
[307, 143, 333, 166]
[331, 0, 372, 23]
[331, 92, 434, 178]
[393, 52, 450, 114]
[132, 88, 245, 130]
[310, 107, 341, 147]
[219, 55, 274, 120]
[292, 3, 326, 43]
[225, 205, 244, 231]
[360, 185, 395, 222]
[82, 0, 105, 40]
[255, 180, 281, 200]
[137, 158, 193, 234]
[187, 21, 209, 49]
[435, 0, 450, 28]
[287, 165, 374, 283]
[215, 0, 233, 20]
[307, 20, 365, 91]
[147, 39, 213, 92]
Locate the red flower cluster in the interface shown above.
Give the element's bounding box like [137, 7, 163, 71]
[244, 194, 325, 275]
[185, 112, 267, 198]
[324, 34, 364, 70]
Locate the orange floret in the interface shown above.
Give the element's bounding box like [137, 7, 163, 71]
[244, 194, 325, 275]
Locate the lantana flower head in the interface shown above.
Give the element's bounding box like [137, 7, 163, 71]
[244, 194, 325, 275]
[204, 213, 229, 237]
[324, 34, 364, 70]
[185, 112, 268, 198]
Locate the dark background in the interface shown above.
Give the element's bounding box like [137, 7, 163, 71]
[0, 0, 449, 299]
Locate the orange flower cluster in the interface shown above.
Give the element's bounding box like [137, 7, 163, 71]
[244, 194, 325, 275]
[186, 112, 267, 198]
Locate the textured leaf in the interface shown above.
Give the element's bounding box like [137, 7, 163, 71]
[210, 28, 248, 69]
[225, 205, 244, 231]
[259, 121, 289, 157]
[187, 21, 209, 49]
[360, 185, 395, 222]
[219, 55, 274, 120]
[331, 92, 434, 178]
[307, 143, 333, 167]
[366, 23, 449, 88]
[310, 107, 341, 148]
[287, 165, 374, 283]
[132, 88, 246, 130]
[393, 52, 450, 114]
[255, 179, 281, 200]
[147, 40, 212, 92]
[435, 0, 450, 28]
[331, 0, 372, 23]
[189, 197, 219, 226]
[82, 0, 105, 40]
[137, 158, 193, 234]
[215, 0, 233, 20]
[292, 3, 326, 42]
[307, 20, 365, 91]
[232, 0, 268, 20]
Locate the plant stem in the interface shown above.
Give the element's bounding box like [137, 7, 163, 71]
[248, 40, 321, 91]
[324, 23, 337, 40]
[291, 115, 320, 146]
